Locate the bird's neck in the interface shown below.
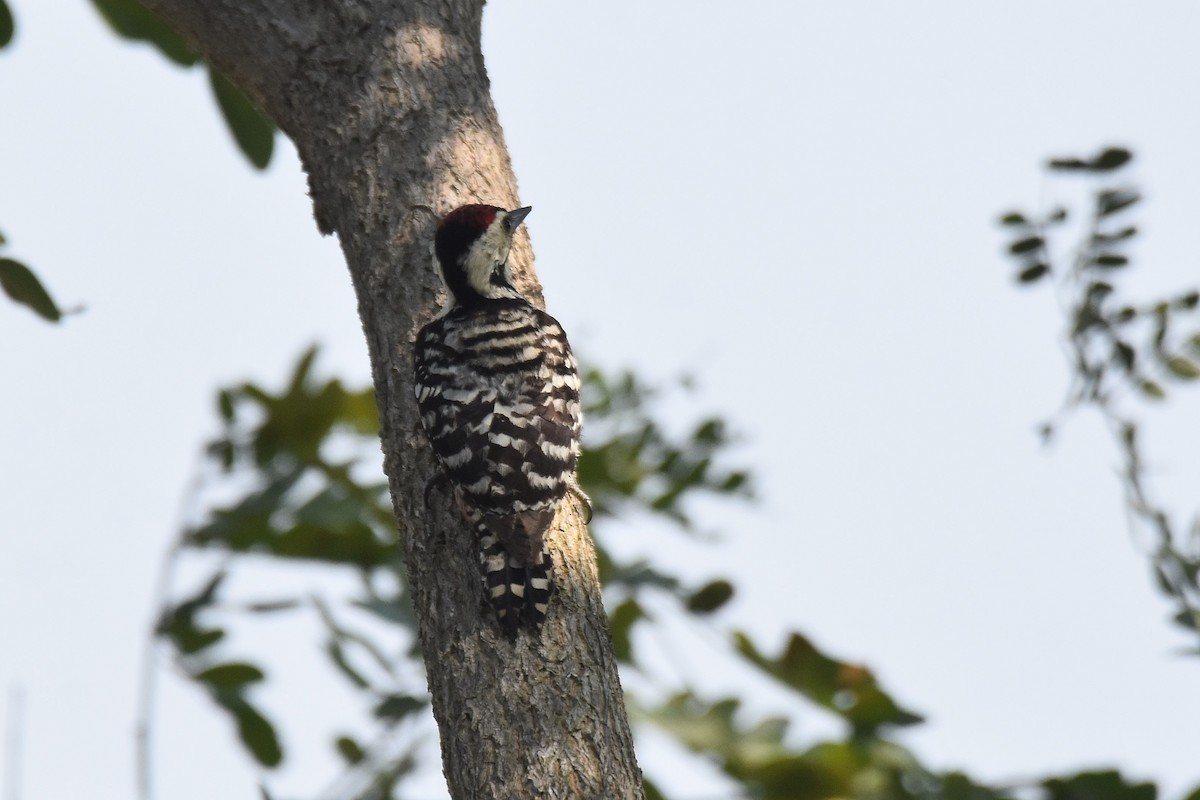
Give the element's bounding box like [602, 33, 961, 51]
[443, 257, 525, 308]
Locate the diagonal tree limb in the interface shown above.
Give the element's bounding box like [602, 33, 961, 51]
[137, 1, 643, 796]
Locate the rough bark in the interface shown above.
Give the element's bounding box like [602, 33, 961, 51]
[137, 1, 643, 797]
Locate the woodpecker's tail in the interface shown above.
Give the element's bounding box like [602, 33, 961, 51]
[476, 524, 553, 636]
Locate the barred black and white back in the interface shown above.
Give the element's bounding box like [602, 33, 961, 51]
[413, 204, 582, 635]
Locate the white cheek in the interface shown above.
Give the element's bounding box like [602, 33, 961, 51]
[466, 252, 492, 291]
[466, 228, 510, 292]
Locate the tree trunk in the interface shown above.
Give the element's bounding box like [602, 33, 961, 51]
[138, 1, 644, 797]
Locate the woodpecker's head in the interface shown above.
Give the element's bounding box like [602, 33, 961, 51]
[434, 204, 531, 306]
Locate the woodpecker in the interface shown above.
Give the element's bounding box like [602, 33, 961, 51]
[413, 204, 583, 635]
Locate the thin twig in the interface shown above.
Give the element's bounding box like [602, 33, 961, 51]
[4, 686, 23, 800]
[135, 454, 211, 800]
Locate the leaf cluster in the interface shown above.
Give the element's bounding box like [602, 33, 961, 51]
[0, 1, 12, 50]
[579, 368, 751, 528]
[89, 0, 277, 168]
[999, 146, 1200, 647]
[0, 0, 273, 325]
[0, 229, 70, 322]
[154, 349, 763, 788]
[144, 347, 1190, 800]
[153, 347, 425, 783]
[156, 572, 283, 766]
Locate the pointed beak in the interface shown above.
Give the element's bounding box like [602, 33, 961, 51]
[504, 206, 532, 233]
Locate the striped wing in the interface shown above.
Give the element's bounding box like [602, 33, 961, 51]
[414, 302, 582, 559]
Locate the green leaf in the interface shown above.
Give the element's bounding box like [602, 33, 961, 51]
[0, 258, 63, 321]
[686, 579, 734, 615]
[635, 691, 883, 797]
[1152, 565, 1175, 595]
[341, 387, 381, 435]
[1038, 422, 1055, 444]
[229, 700, 283, 768]
[721, 471, 749, 492]
[174, 627, 225, 655]
[195, 662, 266, 688]
[218, 389, 235, 421]
[1072, 304, 1107, 335]
[637, 692, 789, 767]
[354, 594, 417, 627]
[1048, 156, 1089, 171]
[642, 777, 668, 800]
[186, 473, 300, 551]
[1165, 356, 1200, 380]
[244, 599, 300, 614]
[1008, 236, 1044, 255]
[1048, 148, 1133, 173]
[1093, 226, 1137, 243]
[89, 0, 199, 66]
[1174, 608, 1200, 631]
[596, 550, 683, 594]
[271, 521, 394, 566]
[288, 345, 320, 391]
[1091, 147, 1133, 171]
[578, 366, 752, 527]
[373, 694, 425, 723]
[0, 0, 13, 48]
[1017, 263, 1050, 284]
[313, 596, 399, 675]
[156, 571, 227, 653]
[1139, 380, 1166, 400]
[693, 418, 724, 444]
[208, 67, 276, 169]
[1187, 333, 1200, 355]
[209, 438, 235, 470]
[326, 640, 371, 689]
[335, 735, 365, 765]
[1176, 291, 1200, 310]
[294, 486, 367, 530]
[1098, 189, 1140, 217]
[998, 212, 1027, 226]
[1043, 770, 1155, 800]
[609, 598, 647, 663]
[733, 631, 923, 735]
[230, 349, 378, 469]
[940, 771, 1015, 800]
[1113, 341, 1135, 371]
[1151, 302, 1170, 351]
[1092, 254, 1129, 268]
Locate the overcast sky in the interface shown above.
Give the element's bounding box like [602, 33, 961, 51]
[2, 2, 1199, 799]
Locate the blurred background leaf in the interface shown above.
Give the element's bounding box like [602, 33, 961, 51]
[89, 0, 198, 65]
[0, 256, 63, 321]
[144, 344, 1197, 800]
[87, 0, 276, 167]
[1000, 146, 1200, 651]
[0, 0, 14, 48]
[208, 66, 276, 170]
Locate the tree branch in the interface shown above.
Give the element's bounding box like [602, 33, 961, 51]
[137, 0, 643, 796]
